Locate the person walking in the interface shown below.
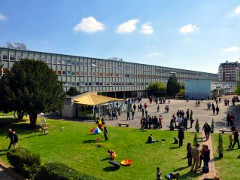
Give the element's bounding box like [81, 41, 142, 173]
[127, 111, 130, 120]
[157, 105, 160, 112]
[103, 127, 108, 141]
[191, 143, 200, 173]
[187, 143, 192, 167]
[131, 110, 135, 120]
[231, 129, 240, 150]
[6, 128, 14, 150]
[202, 123, 211, 140]
[216, 106, 219, 115]
[12, 131, 18, 150]
[178, 127, 184, 147]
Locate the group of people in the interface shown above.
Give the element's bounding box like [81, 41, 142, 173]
[6, 128, 18, 150]
[141, 115, 163, 130]
[187, 143, 210, 174]
[169, 109, 194, 131]
[226, 113, 236, 126]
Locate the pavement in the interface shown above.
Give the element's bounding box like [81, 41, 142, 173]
[0, 167, 15, 180]
[103, 95, 240, 132]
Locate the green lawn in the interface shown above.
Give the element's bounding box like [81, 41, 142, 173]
[0, 111, 14, 116]
[212, 133, 240, 180]
[0, 117, 201, 180]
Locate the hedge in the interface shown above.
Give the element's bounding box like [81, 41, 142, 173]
[7, 147, 41, 178]
[35, 162, 100, 180]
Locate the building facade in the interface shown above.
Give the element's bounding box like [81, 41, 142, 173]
[218, 61, 239, 82]
[0, 47, 218, 97]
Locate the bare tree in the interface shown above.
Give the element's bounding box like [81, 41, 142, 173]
[6, 42, 27, 50]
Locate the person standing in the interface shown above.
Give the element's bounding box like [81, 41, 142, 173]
[12, 131, 18, 150]
[229, 133, 233, 148]
[190, 110, 193, 120]
[191, 143, 200, 172]
[103, 127, 108, 141]
[157, 105, 160, 112]
[231, 129, 240, 149]
[203, 145, 210, 173]
[187, 143, 192, 167]
[127, 111, 130, 120]
[131, 110, 135, 120]
[156, 167, 162, 180]
[178, 127, 184, 147]
[202, 123, 211, 140]
[216, 106, 219, 115]
[6, 129, 14, 150]
[133, 104, 136, 112]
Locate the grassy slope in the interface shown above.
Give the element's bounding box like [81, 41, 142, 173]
[212, 133, 240, 180]
[0, 117, 200, 180]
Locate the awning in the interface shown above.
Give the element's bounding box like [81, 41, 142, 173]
[74, 94, 123, 106]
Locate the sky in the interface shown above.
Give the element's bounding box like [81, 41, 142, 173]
[0, 0, 240, 73]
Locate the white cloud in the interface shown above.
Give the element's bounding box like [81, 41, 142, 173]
[116, 19, 139, 33]
[223, 46, 240, 52]
[146, 52, 162, 58]
[0, 13, 7, 21]
[73, 17, 105, 33]
[179, 24, 199, 34]
[234, 6, 240, 15]
[140, 23, 153, 34]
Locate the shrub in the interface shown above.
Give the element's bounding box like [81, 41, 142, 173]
[195, 118, 200, 132]
[193, 133, 198, 147]
[7, 147, 41, 178]
[218, 133, 224, 158]
[35, 162, 100, 180]
[211, 119, 215, 133]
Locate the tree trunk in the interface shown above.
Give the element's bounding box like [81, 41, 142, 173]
[29, 112, 38, 127]
[17, 111, 24, 120]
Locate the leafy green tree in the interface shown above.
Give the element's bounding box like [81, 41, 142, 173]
[211, 119, 215, 133]
[67, 87, 80, 96]
[166, 74, 180, 97]
[218, 133, 224, 158]
[0, 59, 65, 127]
[235, 72, 240, 95]
[146, 82, 166, 96]
[193, 133, 198, 147]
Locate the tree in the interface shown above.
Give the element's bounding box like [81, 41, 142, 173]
[193, 133, 198, 146]
[218, 133, 224, 158]
[146, 82, 166, 96]
[235, 71, 240, 95]
[67, 87, 80, 96]
[211, 119, 215, 133]
[166, 74, 180, 97]
[0, 59, 65, 126]
[6, 42, 27, 50]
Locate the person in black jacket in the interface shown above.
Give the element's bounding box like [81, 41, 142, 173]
[178, 127, 184, 147]
[231, 129, 240, 149]
[6, 128, 14, 150]
[202, 145, 210, 173]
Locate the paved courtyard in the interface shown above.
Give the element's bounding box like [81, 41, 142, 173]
[105, 95, 240, 132]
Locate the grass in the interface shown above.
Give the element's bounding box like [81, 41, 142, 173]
[212, 133, 240, 180]
[0, 117, 202, 180]
[0, 111, 14, 116]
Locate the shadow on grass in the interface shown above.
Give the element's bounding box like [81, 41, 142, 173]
[213, 157, 222, 162]
[169, 146, 180, 149]
[22, 134, 44, 139]
[173, 165, 189, 172]
[0, 149, 7, 156]
[83, 140, 97, 143]
[180, 170, 203, 179]
[101, 157, 110, 161]
[103, 166, 120, 172]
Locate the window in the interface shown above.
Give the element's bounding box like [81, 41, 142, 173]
[10, 55, 15, 61]
[62, 71, 66, 75]
[2, 54, 8, 60]
[76, 72, 80, 76]
[67, 71, 71, 75]
[57, 71, 61, 75]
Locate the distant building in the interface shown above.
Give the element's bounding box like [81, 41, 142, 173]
[218, 61, 240, 94]
[185, 80, 211, 100]
[218, 61, 239, 82]
[0, 47, 218, 98]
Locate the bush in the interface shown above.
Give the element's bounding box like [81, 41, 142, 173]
[195, 118, 200, 132]
[7, 147, 41, 178]
[35, 162, 100, 180]
[218, 133, 224, 158]
[211, 119, 215, 133]
[193, 133, 198, 147]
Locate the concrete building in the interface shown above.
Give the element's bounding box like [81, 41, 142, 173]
[185, 80, 211, 100]
[0, 47, 218, 97]
[218, 61, 240, 94]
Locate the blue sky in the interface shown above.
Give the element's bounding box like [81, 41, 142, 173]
[0, 0, 240, 73]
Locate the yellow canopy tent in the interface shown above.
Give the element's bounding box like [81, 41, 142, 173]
[74, 94, 123, 106]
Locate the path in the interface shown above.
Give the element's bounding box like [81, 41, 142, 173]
[0, 167, 15, 180]
[198, 132, 217, 180]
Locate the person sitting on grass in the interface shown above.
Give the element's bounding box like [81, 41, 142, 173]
[146, 134, 159, 143]
[165, 172, 180, 180]
[156, 167, 163, 180]
[108, 150, 116, 159]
